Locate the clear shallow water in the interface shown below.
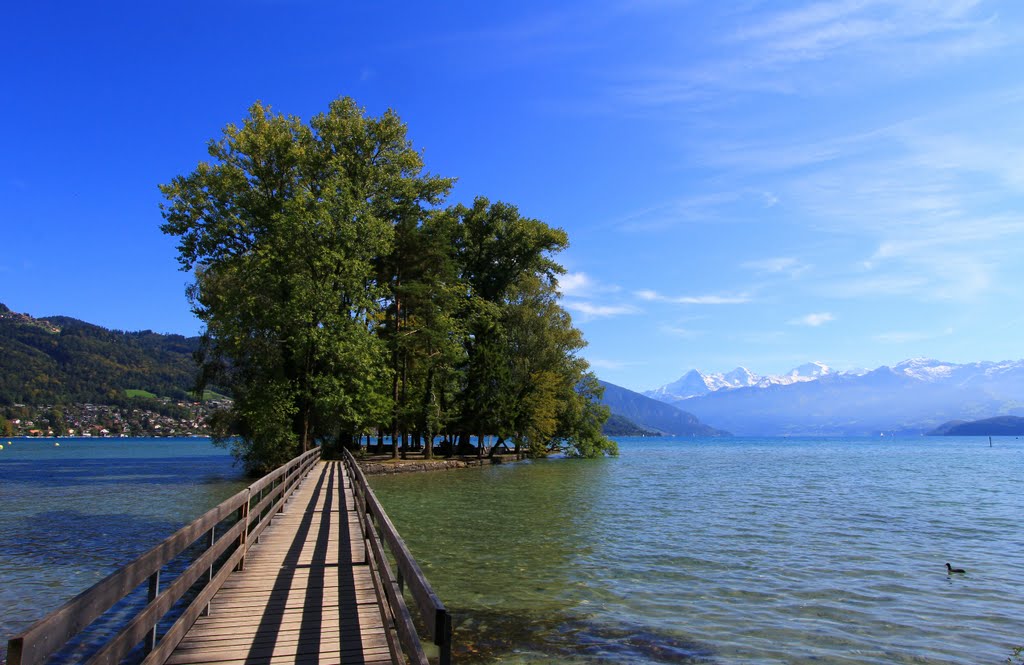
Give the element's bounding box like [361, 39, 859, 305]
[369, 437, 1024, 664]
[0, 437, 246, 661]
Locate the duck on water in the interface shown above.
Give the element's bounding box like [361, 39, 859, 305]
[946, 563, 966, 574]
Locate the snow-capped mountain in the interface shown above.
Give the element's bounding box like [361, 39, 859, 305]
[642, 358, 1024, 436]
[645, 362, 836, 401]
[784, 361, 832, 380]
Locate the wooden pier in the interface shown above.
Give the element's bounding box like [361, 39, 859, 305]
[7, 450, 451, 665]
[167, 460, 388, 664]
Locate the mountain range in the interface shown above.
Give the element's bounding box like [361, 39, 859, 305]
[645, 361, 838, 401]
[644, 358, 1024, 436]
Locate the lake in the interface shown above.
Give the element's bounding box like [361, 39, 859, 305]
[0, 437, 247, 663]
[369, 436, 1024, 664]
[1, 436, 1021, 664]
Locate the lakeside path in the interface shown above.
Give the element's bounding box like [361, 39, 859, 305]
[167, 460, 390, 665]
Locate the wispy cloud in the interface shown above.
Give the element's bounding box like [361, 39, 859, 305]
[609, 192, 743, 230]
[587, 357, 641, 370]
[728, 0, 993, 57]
[609, 1, 1009, 107]
[658, 325, 703, 338]
[873, 327, 954, 343]
[790, 312, 834, 327]
[636, 289, 752, 305]
[700, 85, 1024, 305]
[727, 330, 787, 344]
[742, 257, 810, 279]
[564, 300, 640, 319]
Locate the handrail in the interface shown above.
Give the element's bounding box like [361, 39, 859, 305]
[6, 446, 321, 665]
[343, 448, 453, 665]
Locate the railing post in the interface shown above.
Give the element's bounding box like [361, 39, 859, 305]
[202, 526, 215, 616]
[436, 609, 452, 665]
[256, 485, 264, 544]
[144, 570, 160, 653]
[4, 450, 317, 665]
[236, 491, 249, 571]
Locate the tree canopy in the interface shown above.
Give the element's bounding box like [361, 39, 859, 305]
[161, 97, 615, 472]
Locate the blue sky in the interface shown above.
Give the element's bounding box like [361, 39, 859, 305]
[3, 1, 1024, 392]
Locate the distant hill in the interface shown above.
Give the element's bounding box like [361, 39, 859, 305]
[601, 413, 661, 437]
[0, 303, 204, 405]
[598, 380, 729, 437]
[927, 416, 1024, 436]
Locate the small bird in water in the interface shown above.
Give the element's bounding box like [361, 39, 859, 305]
[946, 562, 966, 574]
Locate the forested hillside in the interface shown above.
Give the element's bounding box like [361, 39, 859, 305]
[0, 303, 202, 405]
[598, 380, 729, 436]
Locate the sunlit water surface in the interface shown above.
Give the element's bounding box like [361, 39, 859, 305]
[0, 437, 246, 663]
[369, 437, 1024, 664]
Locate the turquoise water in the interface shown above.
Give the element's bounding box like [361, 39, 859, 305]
[2, 436, 1021, 664]
[0, 437, 247, 662]
[369, 437, 1024, 664]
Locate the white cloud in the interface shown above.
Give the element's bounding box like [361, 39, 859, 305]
[557, 272, 591, 296]
[790, 312, 834, 327]
[636, 289, 751, 305]
[564, 301, 640, 319]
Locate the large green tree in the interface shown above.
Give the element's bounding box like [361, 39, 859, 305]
[160, 98, 448, 472]
[451, 197, 616, 457]
[161, 97, 613, 470]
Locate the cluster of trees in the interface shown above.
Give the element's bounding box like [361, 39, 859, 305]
[160, 97, 615, 473]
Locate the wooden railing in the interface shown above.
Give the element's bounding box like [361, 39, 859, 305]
[6, 447, 321, 665]
[343, 448, 453, 665]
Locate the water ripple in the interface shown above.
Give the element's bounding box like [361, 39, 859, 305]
[372, 437, 1024, 664]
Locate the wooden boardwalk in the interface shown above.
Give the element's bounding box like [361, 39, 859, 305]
[166, 460, 392, 665]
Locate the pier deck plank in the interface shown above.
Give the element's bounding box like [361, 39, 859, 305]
[168, 461, 392, 665]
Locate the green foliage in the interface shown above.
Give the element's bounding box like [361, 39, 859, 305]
[125, 389, 158, 399]
[0, 308, 208, 406]
[161, 97, 614, 471]
[161, 98, 450, 472]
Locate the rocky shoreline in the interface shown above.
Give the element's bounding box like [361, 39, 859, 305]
[357, 454, 524, 475]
